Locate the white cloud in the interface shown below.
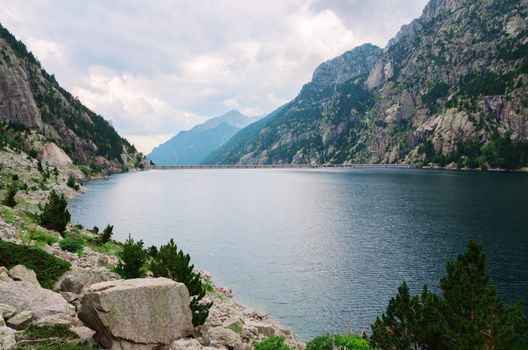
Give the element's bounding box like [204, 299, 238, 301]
[0, 0, 428, 153]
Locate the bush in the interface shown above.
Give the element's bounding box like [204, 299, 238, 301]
[255, 336, 294, 350]
[2, 181, 17, 207]
[307, 334, 372, 350]
[0, 241, 70, 289]
[14, 323, 97, 350]
[150, 239, 212, 326]
[371, 241, 528, 350]
[59, 237, 84, 254]
[99, 224, 113, 245]
[66, 174, 80, 191]
[28, 228, 58, 245]
[39, 190, 71, 235]
[115, 235, 148, 279]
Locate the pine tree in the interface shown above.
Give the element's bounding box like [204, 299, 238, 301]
[371, 241, 528, 350]
[2, 181, 17, 207]
[115, 235, 148, 279]
[150, 239, 212, 326]
[99, 224, 113, 244]
[39, 190, 70, 235]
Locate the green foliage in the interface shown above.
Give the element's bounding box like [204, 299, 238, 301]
[59, 237, 84, 254]
[478, 133, 528, 170]
[150, 239, 212, 326]
[66, 174, 80, 190]
[0, 241, 70, 289]
[14, 323, 97, 350]
[115, 235, 148, 279]
[2, 181, 18, 207]
[461, 72, 507, 97]
[98, 224, 113, 245]
[39, 190, 71, 235]
[371, 241, 528, 350]
[422, 81, 450, 112]
[28, 228, 58, 245]
[255, 336, 294, 350]
[307, 334, 372, 350]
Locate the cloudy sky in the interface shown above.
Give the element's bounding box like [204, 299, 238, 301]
[0, 0, 428, 153]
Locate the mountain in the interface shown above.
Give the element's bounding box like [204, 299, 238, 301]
[0, 23, 142, 171]
[148, 110, 260, 165]
[208, 0, 528, 169]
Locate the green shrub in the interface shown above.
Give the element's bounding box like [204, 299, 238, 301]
[255, 336, 294, 350]
[66, 174, 80, 191]
[14, 323, 97, 350]
[150, 239, 212, 326]
[0, 241, 70, 289]
[115, 235, 148, 279]
[307, 334, 372, 350]
[2, 181, 17, 207]
[371, 241, 528, 350]
[59, 237, 84, 254]
[39, 190, 71, 235]
[99, 224, 113, 245]
[28, 228, 58, 245]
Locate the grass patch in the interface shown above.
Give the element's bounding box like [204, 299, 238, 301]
[306, 334, 372, 350]
[91, 240, 122, 257]
[203, 279, 227, 301]
[14, 323, 98, 350]
[0, 241, 70, 289]
[255, 336, 294, 350]
[27, 227, 59, 245]
[59, 237, 84, 254]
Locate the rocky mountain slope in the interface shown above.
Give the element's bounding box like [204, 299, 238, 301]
[209, 0, 528, 169]
[148, 110, 260, 165]
[0, 23, 143, 172]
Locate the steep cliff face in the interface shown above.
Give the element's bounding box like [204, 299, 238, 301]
[210, 0, 528, 169]
[0, 24, 141, 169]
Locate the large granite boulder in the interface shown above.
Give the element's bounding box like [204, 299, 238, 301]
[38, 142, 73, 168]
[79, 278, 193, 350]
[8, 265, 41, 287]
[0, 281, 75, 320]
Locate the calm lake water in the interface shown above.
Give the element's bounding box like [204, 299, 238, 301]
[69, 168, 528, 340]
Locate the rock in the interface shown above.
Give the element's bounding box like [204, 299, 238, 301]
[38, 142, 73, 168]
[0, 272, 12, 283]
[60, 273, 84, 294]
[0, 268, 6, 274]
[6, 310, 33, 330]
[60, 292, 79, 303]
[223, 317, 244, 334]
[170, 338, 217, 350]
[0, 315, 4, 328]
[36, 313, 82, 327]
[0, 281, 75, 320]
[0, 304, 16, 320]
[209, 326, 242, 349]
[246, 320, 275, 337]
[71, 326, 96, 343]
[0, 326, 16, 350]
[79, 278, 193, 350]
[8, 265, 41, 287]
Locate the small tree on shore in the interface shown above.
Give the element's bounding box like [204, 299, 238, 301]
[115, 235, 148, 279]
[2, 182, 18, 207]
[39, 190, 70, 235]
[150, 239, 212, 326]
[371, 241, 528, 350]
[99, 224, 113, 244]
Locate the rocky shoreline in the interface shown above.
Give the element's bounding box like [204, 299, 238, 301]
[0, 148, 304, 349]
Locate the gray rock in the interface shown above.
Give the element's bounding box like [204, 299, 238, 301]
[209, 326, 242, 349]
[8, 265, 40, 287]
[0, 304, 16, 320]
[79, 277, 193, 350]
[60, 292, 79, 303]
[0, 272, 12, 283]
[6, 310, 33, 330]
[0, 326, 16, 350]
[38, 142, 73, 168]
[0, 281, 75, 320]
[60, 273, 84, 294]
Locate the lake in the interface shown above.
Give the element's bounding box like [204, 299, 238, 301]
[68, 168, 528, 340]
